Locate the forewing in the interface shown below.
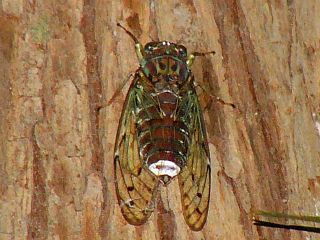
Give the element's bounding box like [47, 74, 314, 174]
[178, 88, 211, 231]
[114, 77, 159, 225]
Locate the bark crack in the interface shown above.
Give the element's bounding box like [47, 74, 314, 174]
[27, 121, 48, 240]
[80, 1, 109, 238]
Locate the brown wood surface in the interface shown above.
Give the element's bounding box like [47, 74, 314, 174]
[0, 1, 320, 239]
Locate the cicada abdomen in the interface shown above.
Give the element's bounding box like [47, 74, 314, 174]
[114, 23, 212, 231]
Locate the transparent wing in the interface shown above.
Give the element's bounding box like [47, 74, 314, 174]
[114, 78, 159, 225]
[178, 88, 211, 231]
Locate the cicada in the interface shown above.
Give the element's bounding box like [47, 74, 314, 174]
[114, 23, 212, 231]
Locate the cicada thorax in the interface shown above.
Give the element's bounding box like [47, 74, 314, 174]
[135, 47, 192, 185]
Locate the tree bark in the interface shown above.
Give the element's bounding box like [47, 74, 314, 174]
[0, 0, 319, 239]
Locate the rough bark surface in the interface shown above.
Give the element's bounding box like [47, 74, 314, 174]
[0, 1, 319, 240]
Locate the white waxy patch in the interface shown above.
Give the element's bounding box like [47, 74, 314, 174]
[149, 160, 181, 177]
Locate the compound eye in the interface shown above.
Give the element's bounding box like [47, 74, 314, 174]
[178, 46, 187, 57]
[146, 46, 153, 53]
[144, 43, 154, 53]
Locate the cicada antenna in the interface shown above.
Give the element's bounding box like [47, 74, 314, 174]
[116, 22, 139, 44]
[192, 51, 216, 57]
[117, 22, 145, 63]
[187, 50, 216, 67]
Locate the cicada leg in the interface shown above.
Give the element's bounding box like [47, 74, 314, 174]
[195, 83, 237, 110]
[106, 72, 135, 106]
[187, 49, 237, 110]
[187, 51, 216, 67]
[96, 72, 135, 112]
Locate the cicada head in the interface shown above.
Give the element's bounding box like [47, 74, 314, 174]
[138, 41, 190, 87]
[117, 23, 214, 91]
